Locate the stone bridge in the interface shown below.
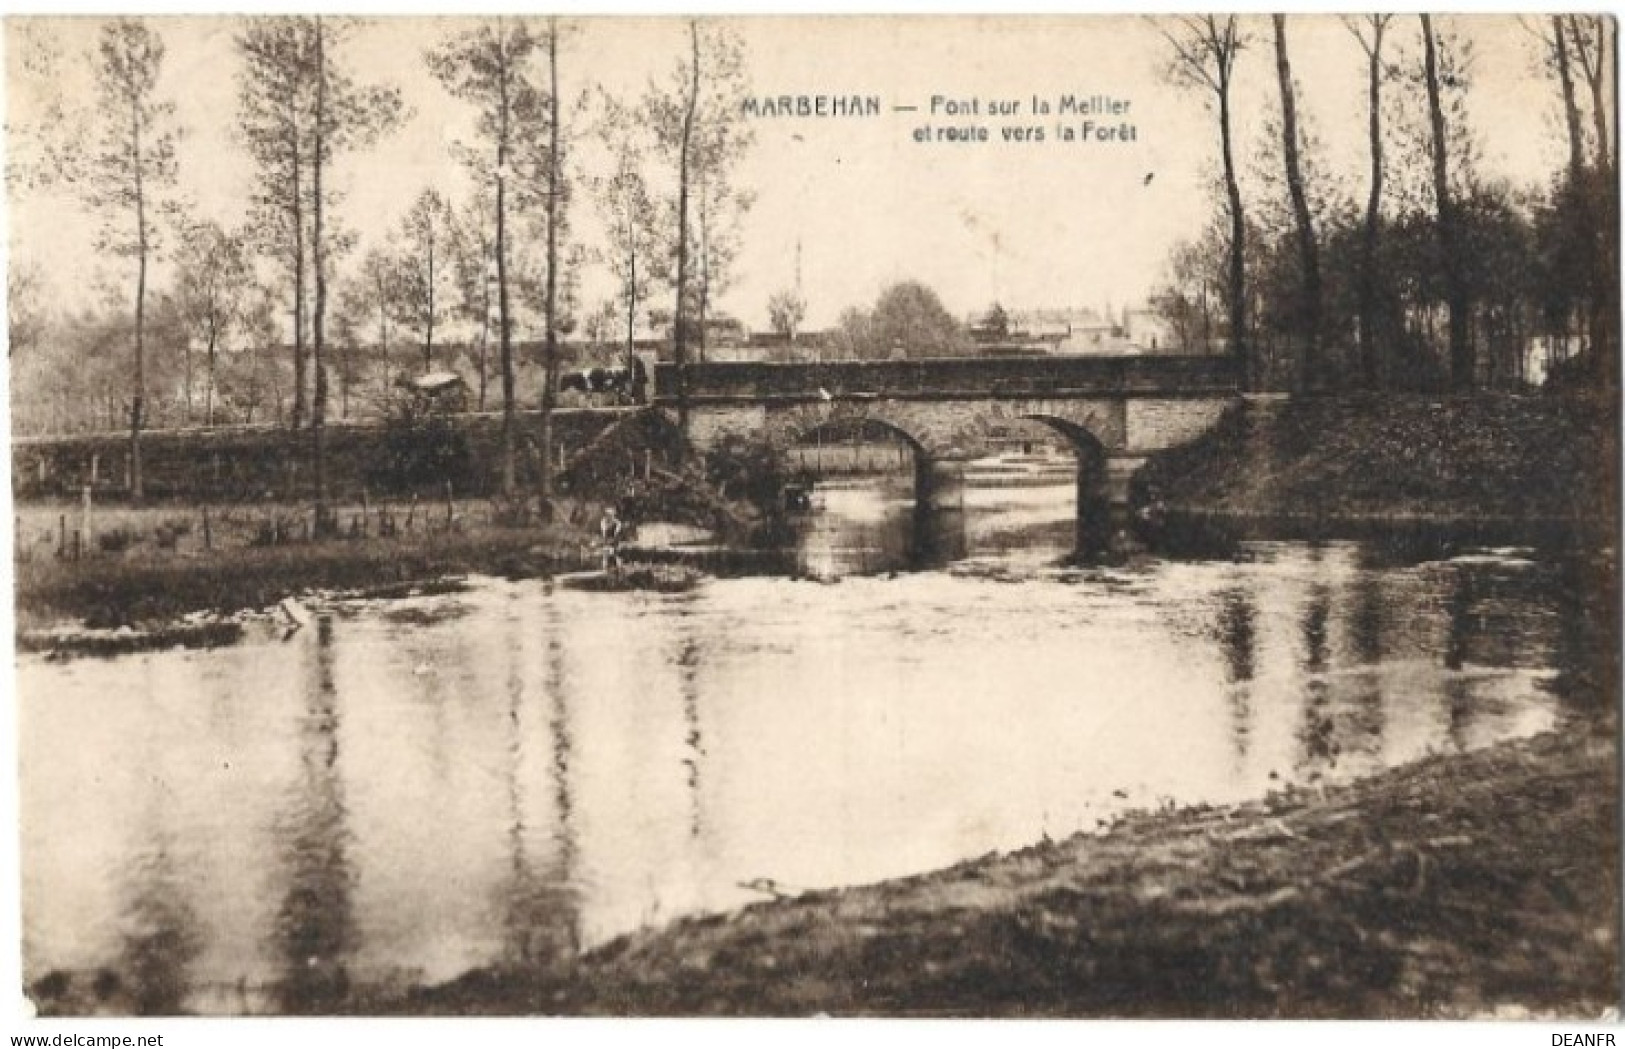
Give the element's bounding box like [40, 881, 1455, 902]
[654, 354, 1240, 554]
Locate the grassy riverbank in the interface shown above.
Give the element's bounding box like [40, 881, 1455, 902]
[1136, 393, 1617, 544]
[13, 499, 598, 630]
[388, 719, 1617, 1018]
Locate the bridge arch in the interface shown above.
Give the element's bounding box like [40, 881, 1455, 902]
[784, 414, 929, 459]
[780, 415, 944, 552]
[1014, 413, 1114, 556]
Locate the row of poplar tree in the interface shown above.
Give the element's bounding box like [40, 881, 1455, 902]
[11, 16, 759, 515]
[1151, 15, 1616, 395]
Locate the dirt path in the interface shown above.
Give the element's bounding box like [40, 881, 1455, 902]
[398, 722, 1618, 1018]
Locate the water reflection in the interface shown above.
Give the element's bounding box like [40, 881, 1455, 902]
[498, 591, 580, 970]
[18, 495, 1594, 1012]
[1296, 581, 1338, 772]
[1216, 588, 1258, 769]
[272, 617, 354, 1014]
[117, 819, 202, 1015]
[791, 464, 1074, 577]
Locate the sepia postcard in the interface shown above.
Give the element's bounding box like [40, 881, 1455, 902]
[3, 10, 1620, 1028]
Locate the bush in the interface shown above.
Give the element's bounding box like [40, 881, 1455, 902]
[370, 398, 473, 495]
[96, 526, 140, 554]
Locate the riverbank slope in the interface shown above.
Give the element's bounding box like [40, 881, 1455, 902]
[1134, 393, 1617, 544]
[393, 719, 1617, 1018]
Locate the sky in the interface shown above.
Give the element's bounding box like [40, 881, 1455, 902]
[4, 14, 1589, 336]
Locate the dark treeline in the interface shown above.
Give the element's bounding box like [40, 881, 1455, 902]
[1152, 14, 1617, 395]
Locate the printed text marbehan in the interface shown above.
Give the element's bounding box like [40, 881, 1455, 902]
[742, 94, 882, 118]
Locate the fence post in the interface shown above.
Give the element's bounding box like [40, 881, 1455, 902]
[81, 485, 94, 554]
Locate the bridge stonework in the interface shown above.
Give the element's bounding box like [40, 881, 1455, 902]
[685, 396, 1143, 459]
[1123, 398, 1233, 453]
[663, 355, 1240, 555]
[684, 393, 1233, 464]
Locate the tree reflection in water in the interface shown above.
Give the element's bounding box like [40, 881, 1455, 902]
[272, 616, 355, 1014]
[498, 588, 582, 971]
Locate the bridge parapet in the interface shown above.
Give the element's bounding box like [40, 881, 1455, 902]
[657, 354, 1239, 402]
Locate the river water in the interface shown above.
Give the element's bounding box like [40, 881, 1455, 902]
[18, 462, 1593, 1013]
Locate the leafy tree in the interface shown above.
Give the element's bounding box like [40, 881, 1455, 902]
[394, 187, 459, 371]
[174, 219, 251, 426]
[975, 302, 1011, 341]
[448, 193, 496, 409]
[693, 140, 755, 362]
[340, 246, 402, 413]
[8, 259, 47, 361]
[427, 16, 544, 498]
[768, 288, 807, 343]
[834, 281, 970, 359]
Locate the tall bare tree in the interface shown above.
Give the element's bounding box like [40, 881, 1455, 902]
[237, 18, 313, 432]
[646, 20, 752, 439]
[532, 18, 568, 514]
[597, 93, 659, 379]
[305, 17, 402, 529]
[1419, 15, 1472, 391]
[428, 17, 543, 499]
[1566, 15, 1618, 385]
[80, 18, 178, 499]
[1567, 16, 1614, 175]
[1158, 16, 1251, 388]
[1345, 15, 1392, 389]
[1271, 15, 1322, 389]
[1545, 17, 1589, 184]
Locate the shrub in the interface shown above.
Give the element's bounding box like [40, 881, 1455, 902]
[96, 526, 140, 554]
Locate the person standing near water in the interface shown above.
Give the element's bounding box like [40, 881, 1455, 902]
[599, 505, 625, 572]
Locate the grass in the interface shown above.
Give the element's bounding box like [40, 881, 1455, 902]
[381, 717, 1617, 1019]
[1137, 392, 1617, 531]
[15, 499, 599, 629]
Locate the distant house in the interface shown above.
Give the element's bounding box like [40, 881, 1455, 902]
[648, 314, 757, 361]
[700, 316, 753, 361]
[749, 329, 836, 362]
[1122, 308, 1176, 353]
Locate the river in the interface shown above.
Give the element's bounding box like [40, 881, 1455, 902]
[18, 459, 1593, 1013]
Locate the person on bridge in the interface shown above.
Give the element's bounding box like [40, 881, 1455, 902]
[599, 505, 625, 573]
